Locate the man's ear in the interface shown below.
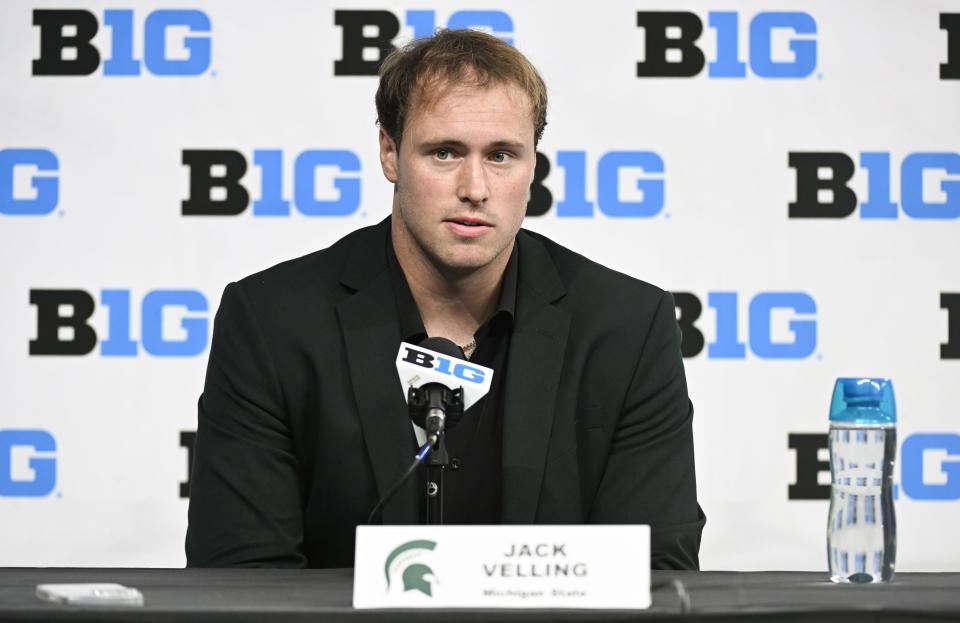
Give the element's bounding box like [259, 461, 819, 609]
[379, 128, 399, 183]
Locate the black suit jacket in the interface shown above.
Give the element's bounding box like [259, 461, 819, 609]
[185, 218, 705, 569]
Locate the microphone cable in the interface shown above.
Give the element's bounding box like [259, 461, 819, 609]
[367, 443, 432, 525]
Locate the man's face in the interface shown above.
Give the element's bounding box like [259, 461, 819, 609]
[380, 80, 536, 277]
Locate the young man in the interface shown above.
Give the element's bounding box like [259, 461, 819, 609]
[186, 29, 704, 570]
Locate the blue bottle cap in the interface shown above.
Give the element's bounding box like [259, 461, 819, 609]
[829, 378, 896, 425]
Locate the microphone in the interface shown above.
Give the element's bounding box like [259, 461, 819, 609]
[395, 338, 494, 447]
[368, 339, 496, 525]
[411, 337, 464, 442]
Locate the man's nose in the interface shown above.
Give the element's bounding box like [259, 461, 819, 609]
[456, 157, 488, 205]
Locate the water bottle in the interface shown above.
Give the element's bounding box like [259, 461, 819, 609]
[827, 377, 897, 583]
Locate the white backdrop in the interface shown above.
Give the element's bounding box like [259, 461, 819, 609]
[1, 0, 958, 571]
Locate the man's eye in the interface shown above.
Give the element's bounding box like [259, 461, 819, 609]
[435, 149, 451, 160]
[490, 152, 510, 163]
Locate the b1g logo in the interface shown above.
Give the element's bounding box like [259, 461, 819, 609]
[401, 346, 486, 384]
[789, 432, 960, 501]
[673, 291, 817, 359]
[396, 342, 493, 412]
[636, 11, 817, 78]
[334, 9, 514, 75]
[943, 14, 960, 80]
[789, 152, 960, 219]
[30, 289, 208, 357]
[0, 430, 56, 498]
[182, 149, 361, 217]
[0, 149, 58, 216]
[526, 151, 664, 218]
[32, 9, 211, 76]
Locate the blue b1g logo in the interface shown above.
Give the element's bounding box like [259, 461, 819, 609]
[0, 149, 59, 216]
[526, 151, 664, 218]
[636, 11, 817, 78]
[901, 434, 960, 500]
[674, 291, 818, 359]
[0, 430, 56, 497]
[401, 346, 486, 384]
[790, 151, 960, 219]
[790, 432, 960, 501]
[30, 289, 209, 357]
[32, 8, 211, 76]
[334, 9, 514, 75]
[181, 149, 362, 217]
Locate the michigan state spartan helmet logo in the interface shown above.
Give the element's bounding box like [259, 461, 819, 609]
[384, 540, 438, 597]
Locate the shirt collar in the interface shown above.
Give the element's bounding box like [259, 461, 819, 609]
[387, 237, 518, 344]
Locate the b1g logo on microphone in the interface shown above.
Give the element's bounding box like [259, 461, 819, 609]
[943, 14, 960, 80]
[32, 9, 211, 76]
[789, 152, 960, 219]
[182, 149, 362, 217]
[789, 432, 960, 501]
[396, 343, 493, 410]
[636, 11, 817, 79]
[0, 429, 56, 498]
[30, 288, 209, 357]
[526, 151, 665, 218]
[334, 9, 514, 76]
[673, 291, 817, 359]
[0, 149, 59, 216]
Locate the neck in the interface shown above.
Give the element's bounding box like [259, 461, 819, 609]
[392, 225, 510, 347]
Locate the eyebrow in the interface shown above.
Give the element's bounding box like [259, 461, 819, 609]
[420, 139, 527, 152]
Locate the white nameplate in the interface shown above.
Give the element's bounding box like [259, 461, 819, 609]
[353, 525, 650, 609]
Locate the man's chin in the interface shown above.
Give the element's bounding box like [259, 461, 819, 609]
[437, 258, 491, 276]
[432, 249, 500, 276]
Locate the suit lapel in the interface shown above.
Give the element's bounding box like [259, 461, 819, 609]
[335, 223, 570, 525]
[336, 221, 419, 524]
[501, 232, 570, 523]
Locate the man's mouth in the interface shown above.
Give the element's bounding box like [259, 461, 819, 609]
[447, 217, 490, 227]
[445, 217, 492, 237]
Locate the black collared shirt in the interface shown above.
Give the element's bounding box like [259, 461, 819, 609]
[388, 239, 517, 525]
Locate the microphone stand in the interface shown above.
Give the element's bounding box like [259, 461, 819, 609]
[381, 338, 485, 527]
[409, 385, 463, 526]
[425, 433, 449, 525]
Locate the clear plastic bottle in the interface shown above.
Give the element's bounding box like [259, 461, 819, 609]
[827, 377, 897, 583]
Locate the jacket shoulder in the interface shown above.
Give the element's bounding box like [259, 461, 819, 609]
[234, 222, 383, 298]
[521, 229, 669, 313]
